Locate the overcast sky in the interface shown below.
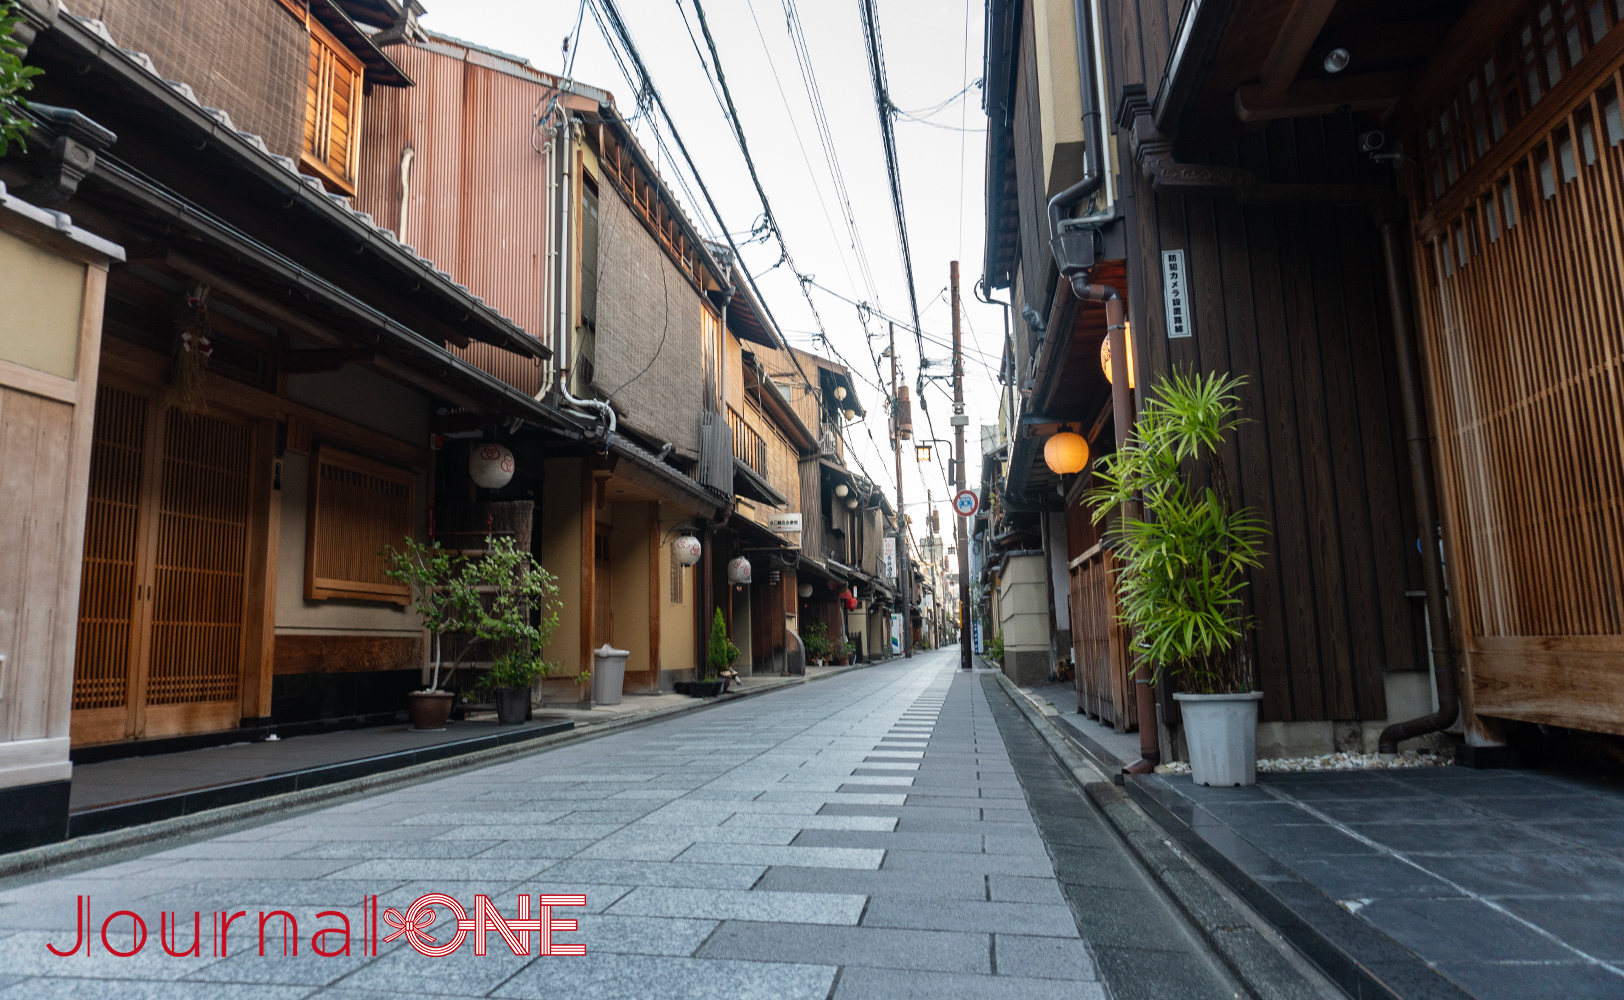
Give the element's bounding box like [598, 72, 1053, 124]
[418, 0, 1007, 563]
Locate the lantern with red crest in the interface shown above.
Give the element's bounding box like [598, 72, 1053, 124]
[839, 588, 858, 611]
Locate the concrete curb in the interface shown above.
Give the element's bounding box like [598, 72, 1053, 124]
[0, 662, 873, 880]
[992, 671, 1339, 1000]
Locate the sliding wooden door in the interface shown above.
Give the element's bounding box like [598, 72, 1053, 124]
[72, 386, 255, 744]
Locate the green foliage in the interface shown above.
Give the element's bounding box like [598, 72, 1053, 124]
[485, 651, 554, 689]
[383, 535, 561, 693]
[706, 607, 739, 679]
[987, 629, 1005, 662]
[0, 1, 42, 157]
[801, 620, 832, 662]
[1085, 370, 1269, 694]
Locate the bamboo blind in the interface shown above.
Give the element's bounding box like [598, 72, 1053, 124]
[306, 444, 414, 604]
[73, 386, 145, 712]
[1415, 13, 1624, 642]
[145, 411, 252, 707]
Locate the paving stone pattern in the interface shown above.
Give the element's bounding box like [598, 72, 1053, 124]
[0, 650, 1226, 999]
[1141, 766, 1624, 999]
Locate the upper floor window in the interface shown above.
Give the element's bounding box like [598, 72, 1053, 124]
[302, 17, 364, 194]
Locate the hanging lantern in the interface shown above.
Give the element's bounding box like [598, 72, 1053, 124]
[839, 588, 858, 611]
[845, 497, 860, 509]
[728, 556, 753, 586]
[1043, 426, 1090, 475]
[470, 443, 515, 488]
[1100, 322, 1137, 388]
[834, 484, 849, 498]
[833, 385, 847, 401]
[672, 535, 702, 567]
[798, 582, 814, 598]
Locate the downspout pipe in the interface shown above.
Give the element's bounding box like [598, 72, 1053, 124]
[1051, 0, 1161, 774]
[1376, 219, 1459, 755]
[543, 117, 616, 451]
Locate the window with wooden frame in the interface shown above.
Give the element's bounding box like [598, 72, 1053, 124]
[305, 444, 415, 604]
[302, 16, 365, 194]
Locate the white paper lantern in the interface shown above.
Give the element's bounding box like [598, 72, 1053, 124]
[672, 535, 702, 566]
[728, 556, 753, 585]
[833, 385, 847, 401]
[470, 443, 515, 488]
[798, 583, 813, 598]
[834, 484, 849, 497]
[845, 497, 859, 509]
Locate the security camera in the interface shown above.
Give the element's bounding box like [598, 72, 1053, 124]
[1359, 130, 1389, 153]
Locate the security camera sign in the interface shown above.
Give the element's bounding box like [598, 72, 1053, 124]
[953, 490, 979, 517]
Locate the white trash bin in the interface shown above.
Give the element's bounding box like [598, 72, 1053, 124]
[592, 645, 630, 706]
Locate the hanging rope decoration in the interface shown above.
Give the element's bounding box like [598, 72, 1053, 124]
[164, 283, 213, 413]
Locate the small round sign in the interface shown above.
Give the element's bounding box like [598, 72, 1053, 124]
[953, 489, 979, 518]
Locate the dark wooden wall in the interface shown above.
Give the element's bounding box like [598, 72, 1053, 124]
[1012, 0, 1058, 336]
[1116, 112, 1428, 724]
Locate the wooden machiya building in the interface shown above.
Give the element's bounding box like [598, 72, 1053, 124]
[353, 31, 817, 691]
[983, 0, 1624, 767]
[0, 0, 618, 847]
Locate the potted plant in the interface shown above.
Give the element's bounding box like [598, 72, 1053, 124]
[1088, 370, 1269, 786]
[701, 607, 738, 697]
[485, 652, 552, 724]
[383, 538, 477, 731]
[385, 535, 561, 731]
[802, 620, 831, 666]
[462, 535, 562, 719]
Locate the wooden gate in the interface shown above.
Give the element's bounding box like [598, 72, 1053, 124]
[1409, 2, 1624, 736]
[1069, 544, 1136, 732]
[72, 387, 254, 744]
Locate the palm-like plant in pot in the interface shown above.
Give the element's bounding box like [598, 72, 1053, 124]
[1087, 370, 1269, 786]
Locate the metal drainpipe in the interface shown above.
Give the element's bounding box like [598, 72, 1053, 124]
[1376, 219, 1460, 755]
[1049, 0, 1160, 773]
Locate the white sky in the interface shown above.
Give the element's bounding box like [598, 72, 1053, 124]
[418, 0, 1007, 561]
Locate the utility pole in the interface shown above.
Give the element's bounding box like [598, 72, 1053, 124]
[951, 261, 971, 670]
[889, 322, 912, 658]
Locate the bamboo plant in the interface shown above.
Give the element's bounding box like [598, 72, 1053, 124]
[1086, 370, 1269, 695]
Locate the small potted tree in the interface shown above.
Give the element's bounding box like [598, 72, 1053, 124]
[383, 538, 476, 731]
[465, 536, 562, 724]
[1088, 370, 1269, 786]
[703, 607, 739, 696]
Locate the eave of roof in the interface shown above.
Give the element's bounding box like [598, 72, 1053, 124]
[311, 0, 413, 88]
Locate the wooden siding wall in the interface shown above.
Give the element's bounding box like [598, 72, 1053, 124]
[1013, 0, 1058, 326]
[1407, 19, 1624, 736]
[1122, 115, 1426, 724]
[1103, 0, 1184, 101]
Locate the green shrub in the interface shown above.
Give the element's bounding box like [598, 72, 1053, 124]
[987, 629, 1005, 662]
[801, 620, 832, 662]
[706, 607, 739, 679]
[1086, 370, 1269, 694]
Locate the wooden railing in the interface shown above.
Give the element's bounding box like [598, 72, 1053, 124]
[728, 405, 766, 476]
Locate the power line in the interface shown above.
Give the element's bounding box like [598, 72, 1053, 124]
[781, 0, 884, 310]
[856, 0, 925, 361]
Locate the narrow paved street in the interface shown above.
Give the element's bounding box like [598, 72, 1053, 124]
[0, 651, 1249, 999]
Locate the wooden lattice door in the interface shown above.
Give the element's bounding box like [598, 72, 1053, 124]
[71, 385, 151, 745]
[72, 393, 253, 744]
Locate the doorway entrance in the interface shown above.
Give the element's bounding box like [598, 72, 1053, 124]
[72, 383, 255, 745]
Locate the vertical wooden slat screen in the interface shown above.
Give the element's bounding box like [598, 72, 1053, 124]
[302, 18, 364, 193]
[145, 411, 252, 707]
[305, 444, 414, 603]
[1412, 15, 1624, 735]
[72, 386, 145, 711]
[1069, 546, 1137, 733]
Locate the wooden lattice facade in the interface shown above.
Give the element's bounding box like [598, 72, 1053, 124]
[1409, 0, 1624, 736]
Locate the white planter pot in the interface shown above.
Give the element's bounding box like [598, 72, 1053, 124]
[1174, 691, 1265, 787]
